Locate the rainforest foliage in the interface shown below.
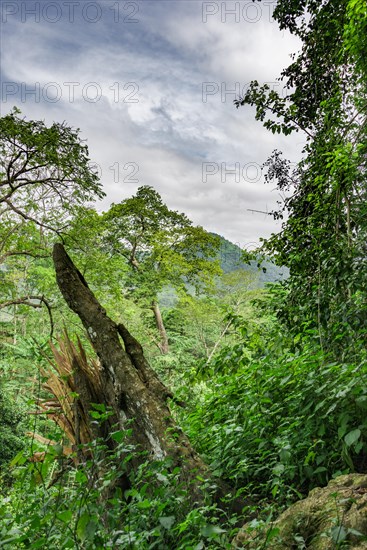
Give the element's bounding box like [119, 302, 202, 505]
[0, 0, 367, 548]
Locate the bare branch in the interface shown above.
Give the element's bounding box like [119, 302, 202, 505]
[0, 295, 54, 338]
[0, 250, 49, 264]
[4, 198, 66, 241]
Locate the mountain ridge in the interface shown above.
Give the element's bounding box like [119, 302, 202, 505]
[214, 233, 289, 285]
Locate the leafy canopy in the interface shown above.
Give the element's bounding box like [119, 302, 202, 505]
[0, 108, 104, 232]
[103, 185, 222, 302]
[236, 0, 367, 360]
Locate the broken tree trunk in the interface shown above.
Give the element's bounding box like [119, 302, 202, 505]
[52, 243, 211, 501]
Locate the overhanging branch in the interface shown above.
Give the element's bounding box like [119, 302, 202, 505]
[0, 295, 54, 338]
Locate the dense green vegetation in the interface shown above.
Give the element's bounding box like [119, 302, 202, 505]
[0, 0, 366, 547]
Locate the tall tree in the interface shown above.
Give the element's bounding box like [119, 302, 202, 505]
[0, 109, 104, 333]
[0, 108, 102, 230]
[103, 186, 221, 353]
[236, 0, 367, 359]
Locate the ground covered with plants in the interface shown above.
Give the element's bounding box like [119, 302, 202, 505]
[1, 0, 367, 547]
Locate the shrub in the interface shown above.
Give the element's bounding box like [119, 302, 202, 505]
[186, 344, 367, 510]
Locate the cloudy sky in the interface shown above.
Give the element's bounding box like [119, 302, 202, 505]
[1, 0, 305, 249]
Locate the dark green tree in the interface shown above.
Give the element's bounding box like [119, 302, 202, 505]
[236, 0, 367, 359]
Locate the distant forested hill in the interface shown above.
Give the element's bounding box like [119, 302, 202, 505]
[159, 234, 288, 307]
[215, 234, 289, 286]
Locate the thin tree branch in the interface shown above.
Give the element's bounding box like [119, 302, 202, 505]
[4, 199, 66, 241]
[0, 295, 54, 338]
[0, 250, 49, 264]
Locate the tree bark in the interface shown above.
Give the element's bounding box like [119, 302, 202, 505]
[52, 243, 209, 500]
[151, 299, 169, 354]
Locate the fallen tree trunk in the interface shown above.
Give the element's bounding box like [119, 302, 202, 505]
[52, 243, 212, 501]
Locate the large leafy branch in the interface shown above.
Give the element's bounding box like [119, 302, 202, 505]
[0, 109, 104, 336]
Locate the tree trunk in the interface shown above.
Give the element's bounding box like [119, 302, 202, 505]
[151, 299, 169, 354]
[52, 243, 209, 500]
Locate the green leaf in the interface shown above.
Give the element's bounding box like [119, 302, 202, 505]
[91, 403, 106, 412]
[75, 470, 88, 484]
[159, 516, 175, 529]
[272, 463, 285, 475]
[201, 525, 226, 538]
[9, 451, 27, 467]
[266, 527, 280, 543]
[137, 499, 151, 509]
[77, 512, 90, 540]
[313, 466, 327, 475]
[344, 429, 361, 447]
[331, 525, 347, 544]
[57, 510, 73, 523]
[111, 430, 125, 443]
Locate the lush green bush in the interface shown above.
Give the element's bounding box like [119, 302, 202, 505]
[185, 342, 367, 509]
[0, 428, 239, 549]
[0, 386, 27, 473]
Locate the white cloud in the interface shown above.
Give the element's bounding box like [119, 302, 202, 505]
[0, 0, 304, 246]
